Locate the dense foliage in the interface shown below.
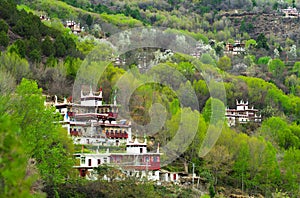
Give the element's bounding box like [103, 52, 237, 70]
[0, 79, 75, 197]
[1, 0, 300, 197]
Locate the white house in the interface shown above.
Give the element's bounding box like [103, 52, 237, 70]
[226, 100, 261, 126]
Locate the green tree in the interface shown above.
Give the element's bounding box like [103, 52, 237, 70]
[0, 19, 8, 33]
[268, 58, 285, 78]
[63, 36, 76, 56]
[233, 142, 250, 192]
[215, 126, 281, 194]
[158, 108, 200, 171]
[245, 39, 256, 49]
[0, 108, 35, 197]
[77, 0, 90, 8]
[200, 53, 215, 65]
[257, 56, 271, 65]
[11, 79, 74, 193]
[281, 148, 300, 196]
[12, 12, 41, 39]
[0, 31, 9, 47]
[0, 70, 15, 95]
[45, 55, 58, 67]
[254, 142, 280, 196]
[41, 36, 55, 56]
[273, 2, 279, 10]
[293, 61, 300, 77]
[256, 33, 269, 50]
[244, 55, 255, 67]
[193, 79, 209, 108]
[0, 52, 30, 83]
[185, 113, 207, 163]
[260, 105, 279, 119]
[86, 14, 93, 27]
[149, 63, 186, 90]
[259, 117, 299, 149]
[202, 97, 225, 125]
[238, 75, 300, 118]
[285, 74, 299, 95]
[177, 81, 198, 110]
[177, 61, 195, 80]
[240, 19, 247, 33]
[54, 36, 66, 57]
[29, 49, 41, 63]
[0, 0, 18, 22]
[9, 39, 26, 58]
[204, 144, 233, 185]
[26, 36, 40, 58]
[217, 55, 231, 71]
[64, 56, 82, 78]
[170, 98, 180, 115]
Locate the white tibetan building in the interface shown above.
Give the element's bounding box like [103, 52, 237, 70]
[54, 87, 132, 146]
[73, 136, 162, 181]
[226, 99, 261, 126]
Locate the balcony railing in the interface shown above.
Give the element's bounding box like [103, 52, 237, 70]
[106, 132, 128, 139]
[70, 131, 80, 136]
[108, 112, 118, 118]
[67, 112, 75, 117]
[117, 162, 160, 170]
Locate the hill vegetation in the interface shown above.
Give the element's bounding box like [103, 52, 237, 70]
[0, 0, 300, 197]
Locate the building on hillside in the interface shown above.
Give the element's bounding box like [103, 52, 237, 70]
[224, 40, 245, 55]
[65, 20, 83, 34]
[51, 87, 203, 184]
[225, 99, 261, 126]
[40, 14, 50, 21]
[54, 87, 132, 146]
[113, 56, 126, 66]
[281, 6, 299, 17]
[73, 136, 162, 181]
[159, 170, 180, 183]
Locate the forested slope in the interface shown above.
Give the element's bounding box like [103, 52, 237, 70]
[0, 0, 300, 197]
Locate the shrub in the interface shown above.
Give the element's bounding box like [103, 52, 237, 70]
[0, 31, 9, 47]
[0, 19, 8, 33]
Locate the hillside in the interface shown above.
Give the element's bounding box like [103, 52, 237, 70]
[223, 12, 300, 44]
[0, 0, 300, 197]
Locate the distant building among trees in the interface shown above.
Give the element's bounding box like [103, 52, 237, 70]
[65, 20, 83, 34]
[226, 99, 261, 126]
[224, 40, 245, 55]
[281, 6, 299, 18]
